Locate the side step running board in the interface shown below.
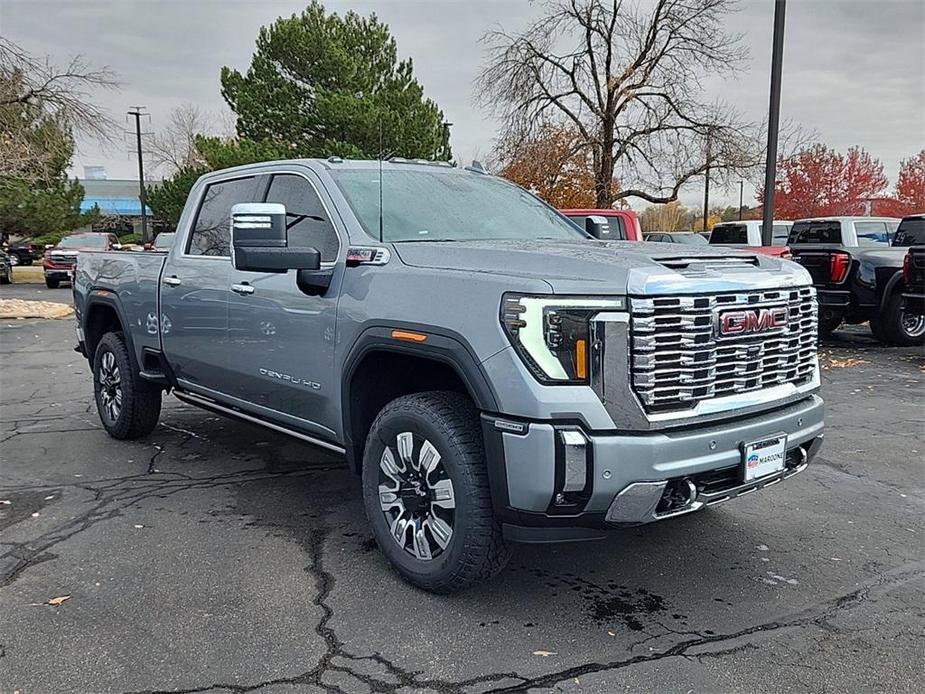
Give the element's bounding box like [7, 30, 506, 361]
[172, 390, 346, 455]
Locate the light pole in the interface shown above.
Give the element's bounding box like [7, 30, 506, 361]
[128, 107, 149, 244]
[702, 128, 712, 234]
[761, 0, 786, 246]
[739, 180, 745, 220]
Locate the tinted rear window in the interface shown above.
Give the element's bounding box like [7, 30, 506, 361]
[564, 214, 626, 240]
[709, 224, 747, 244]
[788, 221, 843, 244]
[893, 218, 925, 247]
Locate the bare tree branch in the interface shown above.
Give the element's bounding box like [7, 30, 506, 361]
[0, 38, 119, 182]
[477, 0, 757, 207]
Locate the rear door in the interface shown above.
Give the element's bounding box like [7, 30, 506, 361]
[224, 169, 344, 439]
[160, 175, 260, 391]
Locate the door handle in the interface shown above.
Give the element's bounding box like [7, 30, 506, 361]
[230, 283, 255, 295]
[163, 276, 181, 286]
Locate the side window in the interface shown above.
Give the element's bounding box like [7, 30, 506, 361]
[188, 177, 257, 257]
[854, 221, 889, 246]
[772, 224, 791, 246]
[264, 173, 339, 261]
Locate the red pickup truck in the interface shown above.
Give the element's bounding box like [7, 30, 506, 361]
[560, 208, 642, 241]
[43, 232, 121, 288]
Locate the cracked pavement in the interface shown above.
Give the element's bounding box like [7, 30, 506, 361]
[1, 284, 923, 693]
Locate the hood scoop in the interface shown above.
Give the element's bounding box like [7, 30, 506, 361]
[656, 255, 760, 275]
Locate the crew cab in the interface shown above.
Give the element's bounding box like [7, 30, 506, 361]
[560, 208, 642, 241]
[708, 220, 793, 258]
[786, 216, 920, 344]
[74, 159, 824, 593]
[44, 232, 120, 288]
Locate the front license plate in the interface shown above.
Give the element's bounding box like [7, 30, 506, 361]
[743, 434, 787, 481]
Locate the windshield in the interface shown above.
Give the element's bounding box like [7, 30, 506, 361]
[329, 169, 586, 243]
[57, 235, 108, 249]
[892, 218, 925, 247]
[709, 224, 747, 244]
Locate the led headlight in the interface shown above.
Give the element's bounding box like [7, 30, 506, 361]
[500, 293, 626, 384]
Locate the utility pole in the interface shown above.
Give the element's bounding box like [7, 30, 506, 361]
[128, 107, 150, 243]
[702, 128, 712, 233]
[739, 180, 745, 220]
[761, 0, 787, 246]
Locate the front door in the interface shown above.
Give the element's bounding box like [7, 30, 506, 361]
[225, 171, 343, 440]
[160, 175, 260, 392]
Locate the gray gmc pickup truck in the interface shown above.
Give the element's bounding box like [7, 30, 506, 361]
[74, 159, 824, 592]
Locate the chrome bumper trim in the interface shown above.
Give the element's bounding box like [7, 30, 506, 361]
[605, 435, 822, 525]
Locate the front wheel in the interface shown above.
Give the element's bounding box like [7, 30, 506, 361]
[878, 292, 925, 346]
[362, 391, 510, 593]
[45, 277, 59, 289]
[93, 332, 162, 439]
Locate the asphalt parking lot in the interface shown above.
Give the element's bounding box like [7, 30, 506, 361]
[1, 283, 923, 693]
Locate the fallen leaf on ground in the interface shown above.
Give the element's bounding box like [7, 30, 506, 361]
[47, 595, 70, 606]
[533, 650, 557, 657]
[825, 357, 867, 368]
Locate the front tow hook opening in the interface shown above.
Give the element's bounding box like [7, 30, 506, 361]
[655, 478, 698, 515]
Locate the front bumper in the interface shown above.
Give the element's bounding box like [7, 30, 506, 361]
[484, 394, 824, 540]
[43, 265, 74, 280]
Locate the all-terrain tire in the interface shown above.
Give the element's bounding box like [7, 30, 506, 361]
[362, 391, 510, 593]
[93, 331, 162, 439]
[0, 271, 10, 284]
[45, 278, 59, 289]
[878, 291, 925, 346]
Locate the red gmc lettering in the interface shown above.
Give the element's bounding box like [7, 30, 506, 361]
[720, 307, 788, 336]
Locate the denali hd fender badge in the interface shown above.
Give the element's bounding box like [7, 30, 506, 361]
[716, 306, 789, 338]
[259, 367, 322, 390]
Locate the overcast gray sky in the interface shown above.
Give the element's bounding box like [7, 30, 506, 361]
[2, 0, 923, 208]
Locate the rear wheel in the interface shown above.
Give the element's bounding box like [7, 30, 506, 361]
[0, 270, 10, 284]
[45, 278, 60, 289]
[362, 391, 510, 593]
[879, 291, 925, 346]
[93, 332, 162, 439]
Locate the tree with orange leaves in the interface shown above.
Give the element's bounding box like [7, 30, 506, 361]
[895, 150, 925, 214]
[766, 143, 888, 218]
[495, 124, 599, 208]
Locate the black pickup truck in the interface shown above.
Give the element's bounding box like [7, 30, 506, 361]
[788, 215, 924, 345]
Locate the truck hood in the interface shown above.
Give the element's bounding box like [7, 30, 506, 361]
[393, 239, 813, 295]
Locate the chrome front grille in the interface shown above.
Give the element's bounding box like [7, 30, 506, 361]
[629, 287, 817, 412]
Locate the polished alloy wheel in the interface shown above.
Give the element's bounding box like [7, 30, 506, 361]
[901, 307, 925, 338]
[98, 350, 123, 423]
[378, 432, 456, 561]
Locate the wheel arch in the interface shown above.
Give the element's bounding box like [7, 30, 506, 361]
[878, 268, 905, 312]
[341, 325, 499, 474]
[84, 293, 136, 368]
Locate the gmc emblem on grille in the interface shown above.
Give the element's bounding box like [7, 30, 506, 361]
[717, 306, 789, 337]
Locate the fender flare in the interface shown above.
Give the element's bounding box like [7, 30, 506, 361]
[340, 322, 500, 471]
[879, 269, 905, 312]
[83, 290, 137, 367]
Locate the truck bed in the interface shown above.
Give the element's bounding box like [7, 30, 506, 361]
[73, 250, 168, 363]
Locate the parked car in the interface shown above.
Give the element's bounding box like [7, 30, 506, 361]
[43, 232, 121, 288]
[0, 249, 12, 284]
[643, 231, 708, 245]
[559, 208, 642, 241]
[896, 215, 924, 316]
[74, 159, 824, 593]
[708, 220, 793, 257]
[2, 241, 36, 266]
[786, 216, 919, 344]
